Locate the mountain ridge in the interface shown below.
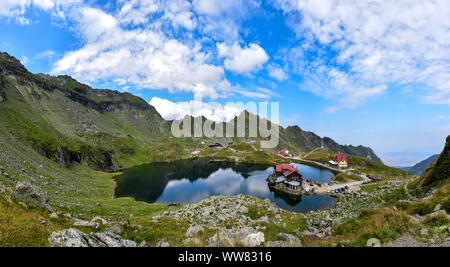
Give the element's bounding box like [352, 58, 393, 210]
[397, 154, 440, 176]
[0, 51, 382, 170]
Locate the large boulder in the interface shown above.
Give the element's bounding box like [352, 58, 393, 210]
[13, 181, 52, 211]
[186, 225, 205, 237]
[243, 232, 265, 247]
[156, 238, 172, 247]
[208, 227, 264, 247]
[383, 234, 426, 247]
[277, 233, 302, 247]
[49, 228, 136, 247]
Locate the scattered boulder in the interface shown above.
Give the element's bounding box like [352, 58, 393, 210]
[106, 225, 122, 235]
[384, 234, 426, 247]
[184, 237, 201, 245]
[208, 227, 263, 247]
[91, 216, 108, 225]
[366, 238, 381, 247]
[13, 181, 52, 211]
[243, 232, 265, 247]
[49, 228, 136, 247]
[277, 233, 302, 247]
[157, 238, 172, 247]
[256, 216, 274, 224]
[73, 219, 98, 228]
[265, 241, 289, 247]
[420, 228, 429, 236]
[433, 204, 441, 212]
[186, 225, 205, 237]
[435, 238, 450, 247]
[239, 206, 249, 214]
[50, 213, 59, 219]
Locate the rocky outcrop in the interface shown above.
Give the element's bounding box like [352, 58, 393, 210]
[417, 135, 450, 189]
[49, 228, 136, 247]
[11, 181, 52, 211]
[383, 234, 426, 247]
[276, 233, 302, 247]
[168, 195, 282, 228]
[186, 225, 205, 237]
[265, 233, 302, 247]
[156, 238, 171, 247]
[208, 227, 264, 247]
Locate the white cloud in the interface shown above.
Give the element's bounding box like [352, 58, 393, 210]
[268, 65, 288, 81]
[217, 42, 269, 73]
[20, 55, 29, 65]
[0, 0, 29, 17]
[193, 0, 261, 41]
[16, 16, 30, 25]
[0, 0, 80, 21]
[149, 97, 245, 122]
[36, 49, 56, 59]
[53, 5, 231, 99]
[273, 0, 450, 107]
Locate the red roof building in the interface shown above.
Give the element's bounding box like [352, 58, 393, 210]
[334, 154, 348, 163]
[274, 149, 290, 157]
[275, 164, 302, 182]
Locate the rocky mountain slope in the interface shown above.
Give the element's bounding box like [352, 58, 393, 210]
[415, 136, 450, 190]
[399, 154, 440, 176]
[284, 126, 382, 162]
[0, 51, 382, 171]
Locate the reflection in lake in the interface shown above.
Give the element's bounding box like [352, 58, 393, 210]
[115, 159, 337, 213]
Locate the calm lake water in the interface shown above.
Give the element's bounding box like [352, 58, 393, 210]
[114, 159, 337, 213]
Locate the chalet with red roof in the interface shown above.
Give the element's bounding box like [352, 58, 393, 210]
[268, 164, 303, 191]
[329, 154, 348, 168]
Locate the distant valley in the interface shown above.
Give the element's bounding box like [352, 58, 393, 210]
[397, 154, 440, 176]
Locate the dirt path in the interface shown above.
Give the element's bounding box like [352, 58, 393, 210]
[403, 181, 417, 201]
[293, 157, 348, 173]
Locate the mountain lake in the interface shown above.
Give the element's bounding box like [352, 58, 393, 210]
[114, 159, 337, 213]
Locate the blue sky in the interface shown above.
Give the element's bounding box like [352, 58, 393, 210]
[0, 0, 449, 166]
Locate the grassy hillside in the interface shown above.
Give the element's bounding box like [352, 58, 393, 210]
[305, 150, 410, 178]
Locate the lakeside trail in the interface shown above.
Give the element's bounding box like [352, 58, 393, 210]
[292, 156, 370, 194]
[312, 180, 365, 194]
[293, 157, 353, 173]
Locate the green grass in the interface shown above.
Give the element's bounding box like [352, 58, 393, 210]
[122, 216, 215, 247]
[334, 173, 363, 183]
[408, 183, 450, 215]
[148, 142, 190, 163]
[332, 208, 418, 247]
[229, 142, 255, 152]
[424, 214, 449, 227]
[0, 199, 68, 247]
